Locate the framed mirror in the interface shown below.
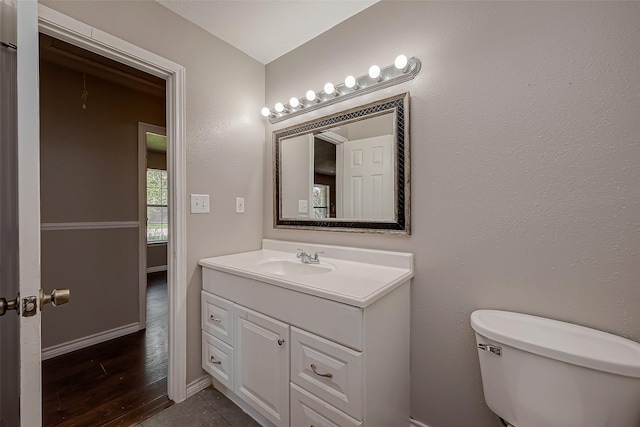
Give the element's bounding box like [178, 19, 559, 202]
[274, 92, 410, 234]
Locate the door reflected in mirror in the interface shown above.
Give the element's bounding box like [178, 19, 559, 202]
[274, 93, 410, 234]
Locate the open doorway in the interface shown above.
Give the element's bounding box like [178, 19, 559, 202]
[38, 33, 172, 425]
[139, 123, 168, 330]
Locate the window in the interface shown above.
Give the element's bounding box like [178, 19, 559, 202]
[147, 168, 168, 243]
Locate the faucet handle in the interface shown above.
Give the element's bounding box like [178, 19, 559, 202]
[296, 248, 305, 258]
[312, 251, 324, 260]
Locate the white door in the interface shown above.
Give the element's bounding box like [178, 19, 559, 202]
[1, 0, 21, 425]
[342, 135, 394, 220]
[17, 1, 42, 425]
[1, 2, 68, 426]
[234, 305, 289, 427]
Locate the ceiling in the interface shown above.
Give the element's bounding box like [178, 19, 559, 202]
[156, 0, 378, 64]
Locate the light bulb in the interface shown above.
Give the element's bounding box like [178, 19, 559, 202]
[344, 75, 357, 89]
[324, 82, 336, 95]
[368, 65, 381, 79]
[306, 90, 316, 102]
[261, 107, 271, 117]
[275, 102, 285, 113]
[289, 97, 300, 108]
[395, 54, 408, 70]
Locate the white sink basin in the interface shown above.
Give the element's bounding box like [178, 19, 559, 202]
[255, 258, 334, 276]
[199, 240, 414, 307]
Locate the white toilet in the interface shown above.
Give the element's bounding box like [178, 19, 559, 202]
[471, 310, 640, 427]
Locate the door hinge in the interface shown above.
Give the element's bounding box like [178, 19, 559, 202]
[1, 41, 17, 51]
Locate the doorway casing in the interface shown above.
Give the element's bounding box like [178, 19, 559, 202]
[38, 4, 188, 403]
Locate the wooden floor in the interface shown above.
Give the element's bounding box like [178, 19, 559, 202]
[43, 272, 172, 427]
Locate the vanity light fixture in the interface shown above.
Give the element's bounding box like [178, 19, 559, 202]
[274, 102, 289, 113]
[368, 65, 383, 81]
[394, 54, 409, 71]
[262, 54, 421, 123]
[324, 82, 338, 97]
[305, 89, 319, 103]
[344, 75, 358, 89]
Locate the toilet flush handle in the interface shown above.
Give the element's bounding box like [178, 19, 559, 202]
[477, 343, 502, 356]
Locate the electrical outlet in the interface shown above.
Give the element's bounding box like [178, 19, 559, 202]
[298, 200, 308, 213]
[236, 197, 245, 213]
[190, 194, 210, 214]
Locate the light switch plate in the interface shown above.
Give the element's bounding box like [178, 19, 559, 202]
[236, 197, 245, 213]
[191, 194, 210, 214]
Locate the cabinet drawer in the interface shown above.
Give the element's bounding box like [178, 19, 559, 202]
[291, 327, 363, 420]
[201, 291, 233, 346]
[291, 383, 362, 427]
[202, 331, 233, 390]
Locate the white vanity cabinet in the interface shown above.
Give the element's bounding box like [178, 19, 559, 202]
[201, 291, 290, 426]
[199, 240, 413, 427]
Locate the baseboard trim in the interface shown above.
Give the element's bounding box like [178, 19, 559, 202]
[186, 375, 212, 399]
[410, 418, 430, 427]
[147, 265, 168, 274]
[41, 322, 140, 360]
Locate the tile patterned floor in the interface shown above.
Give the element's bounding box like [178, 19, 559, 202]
[136, 386, 260, 427]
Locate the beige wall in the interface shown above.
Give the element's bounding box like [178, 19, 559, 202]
[40, 1, 265, 384]
[40, 59, 165, 348]
[265, 2, 640, 426]
[147, 243, 167, 269]
[41, 229, 139, 346]
[39, 60, 163, 223]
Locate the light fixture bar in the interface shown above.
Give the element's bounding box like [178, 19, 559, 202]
[264, 56, 421, 124]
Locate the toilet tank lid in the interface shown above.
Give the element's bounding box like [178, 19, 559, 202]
[471, 310, 640, 378]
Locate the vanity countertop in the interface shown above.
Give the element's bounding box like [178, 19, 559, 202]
[199, 239, 414, 308]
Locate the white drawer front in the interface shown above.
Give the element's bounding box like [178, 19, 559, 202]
[202, 331, 233, 390]
[291, 383, 362, 427]
[291, 327, 363, 420]
[201, 291, 233, 346]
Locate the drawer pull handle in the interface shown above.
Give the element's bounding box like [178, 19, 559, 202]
[278, 339, 285, 346]
[210, 356, 221, 365]
[310, 364, 333, 378]
[209, 315, 222, 322]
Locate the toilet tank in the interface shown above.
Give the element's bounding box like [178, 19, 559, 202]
[471, 310, 640, 427]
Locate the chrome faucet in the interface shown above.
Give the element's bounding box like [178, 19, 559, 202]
[297, 249, 323, 264]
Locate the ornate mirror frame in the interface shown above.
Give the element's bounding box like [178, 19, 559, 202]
[273, 92, 410, 234]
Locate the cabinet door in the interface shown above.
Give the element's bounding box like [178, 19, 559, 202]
[234, 305, 289, 427]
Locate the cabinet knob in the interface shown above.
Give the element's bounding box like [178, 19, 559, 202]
[210, 356, 221, 365]
[277, 338, 285, 346]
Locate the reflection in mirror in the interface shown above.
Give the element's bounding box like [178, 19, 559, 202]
[274, 93, 410, 234]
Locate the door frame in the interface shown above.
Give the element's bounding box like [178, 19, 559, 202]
[38, 4, 188, 403]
